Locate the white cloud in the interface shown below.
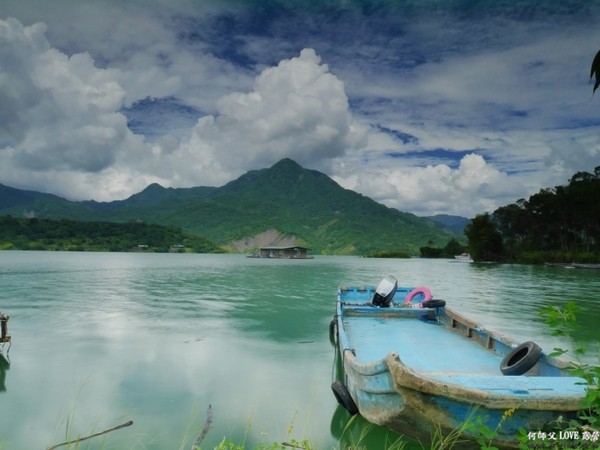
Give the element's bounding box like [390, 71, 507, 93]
[0, 20, 113, 163]
[0, 0, 256, 113]
[0, 18, 367, 200]
[0, 18, 164, 200]
[2, 2, 600, 217]
[334, 153, 523, 217]
[546, 130, 600, 177]
[163, 48, 368, 185]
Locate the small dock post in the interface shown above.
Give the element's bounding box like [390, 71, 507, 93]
[0, 312, 10, 344]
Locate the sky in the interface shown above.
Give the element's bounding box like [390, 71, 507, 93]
[2, 0, 600, 218]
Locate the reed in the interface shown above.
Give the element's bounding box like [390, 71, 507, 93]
[336, 415, 405, 450]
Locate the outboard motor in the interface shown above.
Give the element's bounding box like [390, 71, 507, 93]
[371, 276, 398, 307]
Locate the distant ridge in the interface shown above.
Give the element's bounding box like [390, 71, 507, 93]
[0, 182, 98, 219]
[0, 183, 64, 210]
[425, 214, 470, 235]
[82, 183, 216, 211]
[0, 159, 461, 255]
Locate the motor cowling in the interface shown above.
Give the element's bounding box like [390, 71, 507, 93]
[371, 275, 398, 307]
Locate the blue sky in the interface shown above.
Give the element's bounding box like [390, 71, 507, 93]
[1, 0, 600, 217]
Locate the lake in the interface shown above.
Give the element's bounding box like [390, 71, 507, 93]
[0, 252, 598, 450]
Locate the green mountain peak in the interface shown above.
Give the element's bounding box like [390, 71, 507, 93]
[270, 157, 303, 170]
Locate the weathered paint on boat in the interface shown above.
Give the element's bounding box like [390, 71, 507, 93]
[331, 284, 588, 448]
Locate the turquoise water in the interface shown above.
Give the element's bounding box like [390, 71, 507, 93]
[0, 252, 598, 449]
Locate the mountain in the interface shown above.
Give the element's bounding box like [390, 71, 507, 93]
[0, 159, 461, 255]
[0, 183, 99, 220]
[425, 214, 471, 235]
[81, 183, 216, 211]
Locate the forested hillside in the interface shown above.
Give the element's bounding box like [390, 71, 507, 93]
[465, 168, 600, 263]
[0, 216, 221, 253]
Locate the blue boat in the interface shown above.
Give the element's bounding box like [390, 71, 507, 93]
[329, 276, 588, 448]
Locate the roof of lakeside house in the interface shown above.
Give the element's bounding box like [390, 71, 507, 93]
[259, 246, 310, 250]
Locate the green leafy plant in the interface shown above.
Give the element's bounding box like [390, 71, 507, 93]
[539, 301, 600, 431]
[464, 406, 519, 450]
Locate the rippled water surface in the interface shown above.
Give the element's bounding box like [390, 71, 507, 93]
[0, 252, 598, 449]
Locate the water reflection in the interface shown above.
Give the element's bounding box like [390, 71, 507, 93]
[0, 253, 598, 450]
[0, 353, 9, 392]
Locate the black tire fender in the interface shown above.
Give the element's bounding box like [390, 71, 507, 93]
[331, 380, 359, 415]
[500, 341, 542, 375]
[329, 318, 337, 338]
[422, 299, 446, 308]
[329, 318, 337, 344]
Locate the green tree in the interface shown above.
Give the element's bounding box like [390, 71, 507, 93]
[592, 49, 600, 94]
[494, 200, 529, 260]
[565, 171, 600, 252]
[464, 213, 504, 262]
[443, 238, 464, 257]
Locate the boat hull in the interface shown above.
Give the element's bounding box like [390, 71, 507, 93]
[332, 285, 587, 448]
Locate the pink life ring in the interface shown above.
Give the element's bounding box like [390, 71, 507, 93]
[403, 287, 432, 308]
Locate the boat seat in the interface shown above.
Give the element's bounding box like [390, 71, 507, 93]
[429, 374, 587, 398]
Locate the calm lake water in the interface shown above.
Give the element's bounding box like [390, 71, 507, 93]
[0, 251, 598, 450]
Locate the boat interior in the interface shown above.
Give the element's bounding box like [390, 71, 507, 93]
[338, 285, 587, 400]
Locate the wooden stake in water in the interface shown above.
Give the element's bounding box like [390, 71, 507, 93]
[0, 312, 9, 343]
[46, 420, 133, 450]
[191, 404, 213, 450]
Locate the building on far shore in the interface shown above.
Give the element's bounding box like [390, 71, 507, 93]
[248, 246, 313, 259]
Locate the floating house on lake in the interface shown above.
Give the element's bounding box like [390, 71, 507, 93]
[250, 246, 313, 259]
